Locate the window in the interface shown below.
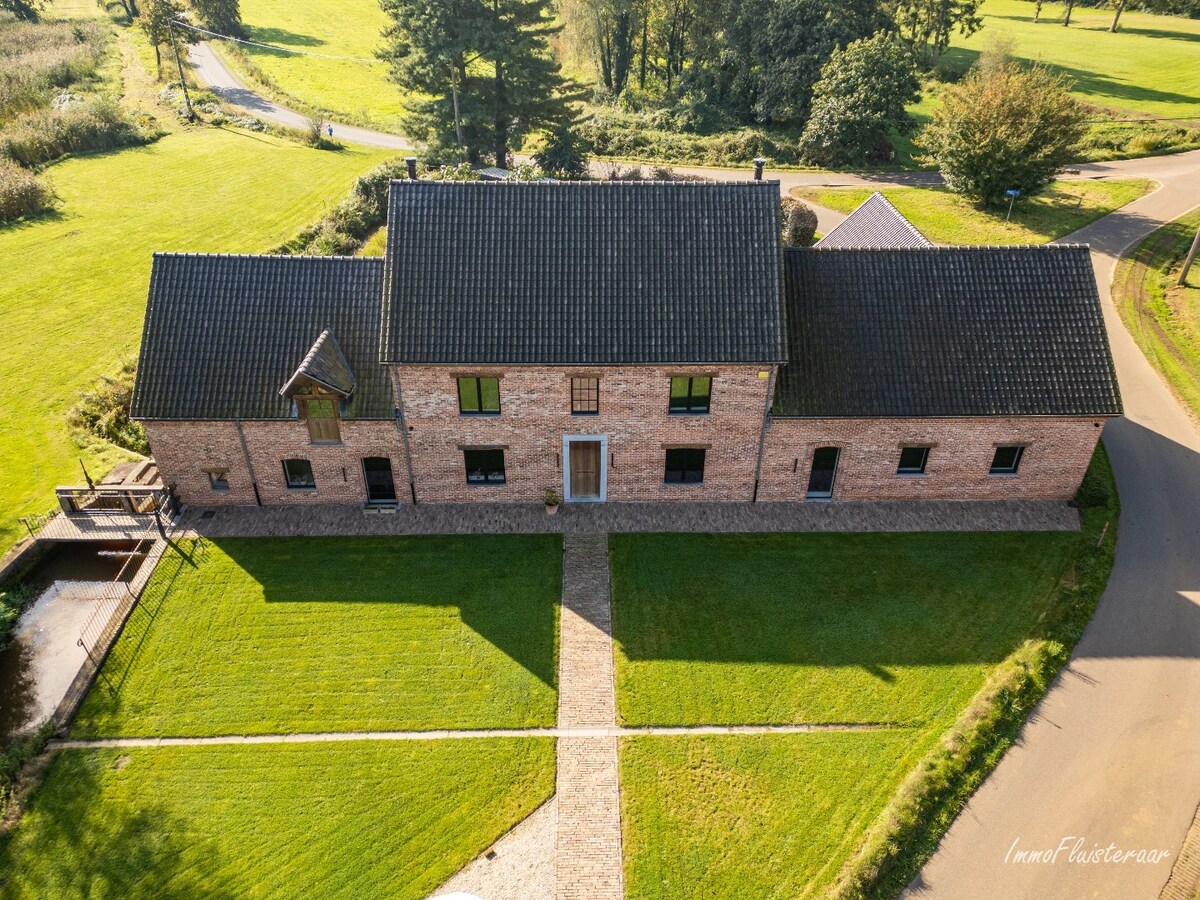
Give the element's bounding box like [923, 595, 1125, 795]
[301, 397, 341, 443]
[668, 376, 712, 414]
[458, 377, 500, 415]
[897, 446, 930, 475]
[664, 448, 706, 484]
[571, 377, 600, 415]
[205, 468, 229, 491]
[464, 448, 506, 484]
[283, 458, 315, 489]
[990, 445, 1025, 475]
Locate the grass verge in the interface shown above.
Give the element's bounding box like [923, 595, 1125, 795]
[796, 178, 1152, 245]
[1114, 208, 1200, 422]
[0, 738, 555, 898]
[72, 536, 561, 737]
[828, 444, 1119, 899]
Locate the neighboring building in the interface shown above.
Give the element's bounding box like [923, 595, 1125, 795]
[814, 191, 933, 249]
[131, 179, 1121, 509]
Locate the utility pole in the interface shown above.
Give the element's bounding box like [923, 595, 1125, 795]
[1180, 225, 1200, 287]
[168, 15, 195, 121]
[450, 62, 464, 161]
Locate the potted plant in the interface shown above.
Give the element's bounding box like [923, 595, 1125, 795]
[544, 487, 561, 515]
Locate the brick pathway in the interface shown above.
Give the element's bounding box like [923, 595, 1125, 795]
[175, 498, 1078, 539]
[556, 533, 623, 900]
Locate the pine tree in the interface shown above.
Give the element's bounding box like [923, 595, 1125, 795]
[380, 0, 579, 167]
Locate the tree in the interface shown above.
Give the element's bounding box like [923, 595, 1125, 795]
[188, 0, 242, 37]
[1109, 0, 1127, 30]
[561, 0, 641, 99]
[798, 33, 920, 167]
[888, 0, 982, 67]
[917, 59, 1086, 205]
[138, 0, 195, 75]
[0, 0, 42, 21]
[380, 0, 579, 168]
[780, 197, 817, 247]
[1063, 0, 1075, 25]
[534, 122, 590, 177]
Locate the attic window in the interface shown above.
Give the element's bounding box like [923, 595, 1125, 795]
[300, 396, 341, 443]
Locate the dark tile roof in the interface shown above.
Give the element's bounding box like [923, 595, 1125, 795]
[773, 245, 1122, 418]
[133, 254, 390, 420]
[814, 192, 933, 249]
[280, 329, 356, 396]
[381, 181, 786, 365]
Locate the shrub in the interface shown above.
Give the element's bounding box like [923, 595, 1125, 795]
[534, 122, 590, 179]
[304, 115, 340, 151]
[0, 96, 162, 167]
[0, 158, 52, 222]
[781, 197, 818, 247]
[0, 19, 106, 121]
[0, 581, 33, 651]
[68, 361, 149, 456]
[0, 721, 53, 823]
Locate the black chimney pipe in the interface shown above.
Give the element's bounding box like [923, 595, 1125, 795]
[753, 157, 766, 181]
[405, 157, 418, 180]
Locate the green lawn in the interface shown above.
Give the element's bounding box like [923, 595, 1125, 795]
[0, 738, 554, 898]
[796, 178, 1151, 245]
[611, 532, 1076, 727]
[621, 731, 935, 900]
[73, 536, 561, 737]
[227, 0, 403, 131]
[1114, 209, 1200, 419]
[0, 131, 391, 553]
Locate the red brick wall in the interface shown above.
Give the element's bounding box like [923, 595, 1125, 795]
[394, 365, 775, 502]
[144, 419, 408, 507]
[758, 416, 1105, 501]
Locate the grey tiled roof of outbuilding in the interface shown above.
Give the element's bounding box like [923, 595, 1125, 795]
[132, 254, 390, 420]
[814, 192, 933, 249]
[380, 180, 787, 365]
[772, 245, 1122, 418]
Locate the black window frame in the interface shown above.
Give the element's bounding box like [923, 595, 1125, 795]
[896, 446, 930, 476]
[206, 469, 229, 491]
[571, 376, 600, 415]
[664, 448, 706, 484]
[457, 376, 501, 415]
[463, 448, 506, 485]
[282, 458, 316, 490]
[668, 376, 712, 414]
[989, 445, 1025, 475]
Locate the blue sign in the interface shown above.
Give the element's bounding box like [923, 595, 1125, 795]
[1005, 189, 1021, 197]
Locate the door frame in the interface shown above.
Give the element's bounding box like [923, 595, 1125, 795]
[562, 435, 608, 502]
[805, 445, 841, 501]
[361, 456, 398, 506]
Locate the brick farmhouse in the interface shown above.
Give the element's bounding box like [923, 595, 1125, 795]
[131, 181, 1121, 508]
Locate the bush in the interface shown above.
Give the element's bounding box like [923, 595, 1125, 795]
[0, 18, 106, 121]
[0, 721, 53, 823]
[68, 361, 149, 456]
[0, 581, 33, 651]
[534, 122, 590, 179]
[0, 158, 52, 222]
[0, 96, 162, 167]
[781, 197, 818, 247]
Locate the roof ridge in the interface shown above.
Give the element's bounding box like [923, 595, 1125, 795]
[151, 251, 382, 261]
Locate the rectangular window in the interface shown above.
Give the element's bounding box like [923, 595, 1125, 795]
[990, 445, 1025, 475]
[897, 446, 930, 475]
[664, 448, 706, 484]
[668, 376, 712, 414]
[282, 458, 315, 489]
[464, 448, 506, 485]
[571, 377, 600, 415]
[458, 377, 500, 415]
[302, 397, 341, 443]
[205, 468, 229, 491]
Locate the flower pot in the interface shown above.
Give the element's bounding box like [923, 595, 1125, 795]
[545, 503, 560, 515]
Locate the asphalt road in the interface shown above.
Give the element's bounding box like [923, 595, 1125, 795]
[184, 47, 1200, 894]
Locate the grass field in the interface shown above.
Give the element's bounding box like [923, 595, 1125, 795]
[0, 131, 390, 553]
[610, 531, 1076, 727]
[1114, 209, 1200, 420]
[228, 0, 403, 131]
[73, 536, 561, 737]
[621, 731, 935, 899]
[796, 178, 1151, 244]
[0, 739, 554, 898]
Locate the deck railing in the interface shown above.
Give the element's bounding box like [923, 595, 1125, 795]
[55, 485, 177, 519]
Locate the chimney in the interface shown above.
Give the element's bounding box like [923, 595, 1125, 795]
[753, 157, 766, 181]
[405, 157, 418, 181]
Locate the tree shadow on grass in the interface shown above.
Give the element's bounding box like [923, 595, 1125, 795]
[985, 13, 1200, 44]
[243, 25, 327, 50]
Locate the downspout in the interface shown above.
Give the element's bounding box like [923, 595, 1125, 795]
[234, 419, 262, 506]
[388, 369, 418, 504]
[751, 366, 778, 503]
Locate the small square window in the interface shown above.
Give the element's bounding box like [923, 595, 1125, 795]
[571, 377, 599, 415]
[897, 446, 929, 475]
[668, 376, 712, 414]
[664, 448, 706, 484]
[458, 377, 500, 414]
[464, 448, 506, 484]
[990, 446, 1025, 475]
[282, 458, 315, 489]
[205, 469, 229, 491]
